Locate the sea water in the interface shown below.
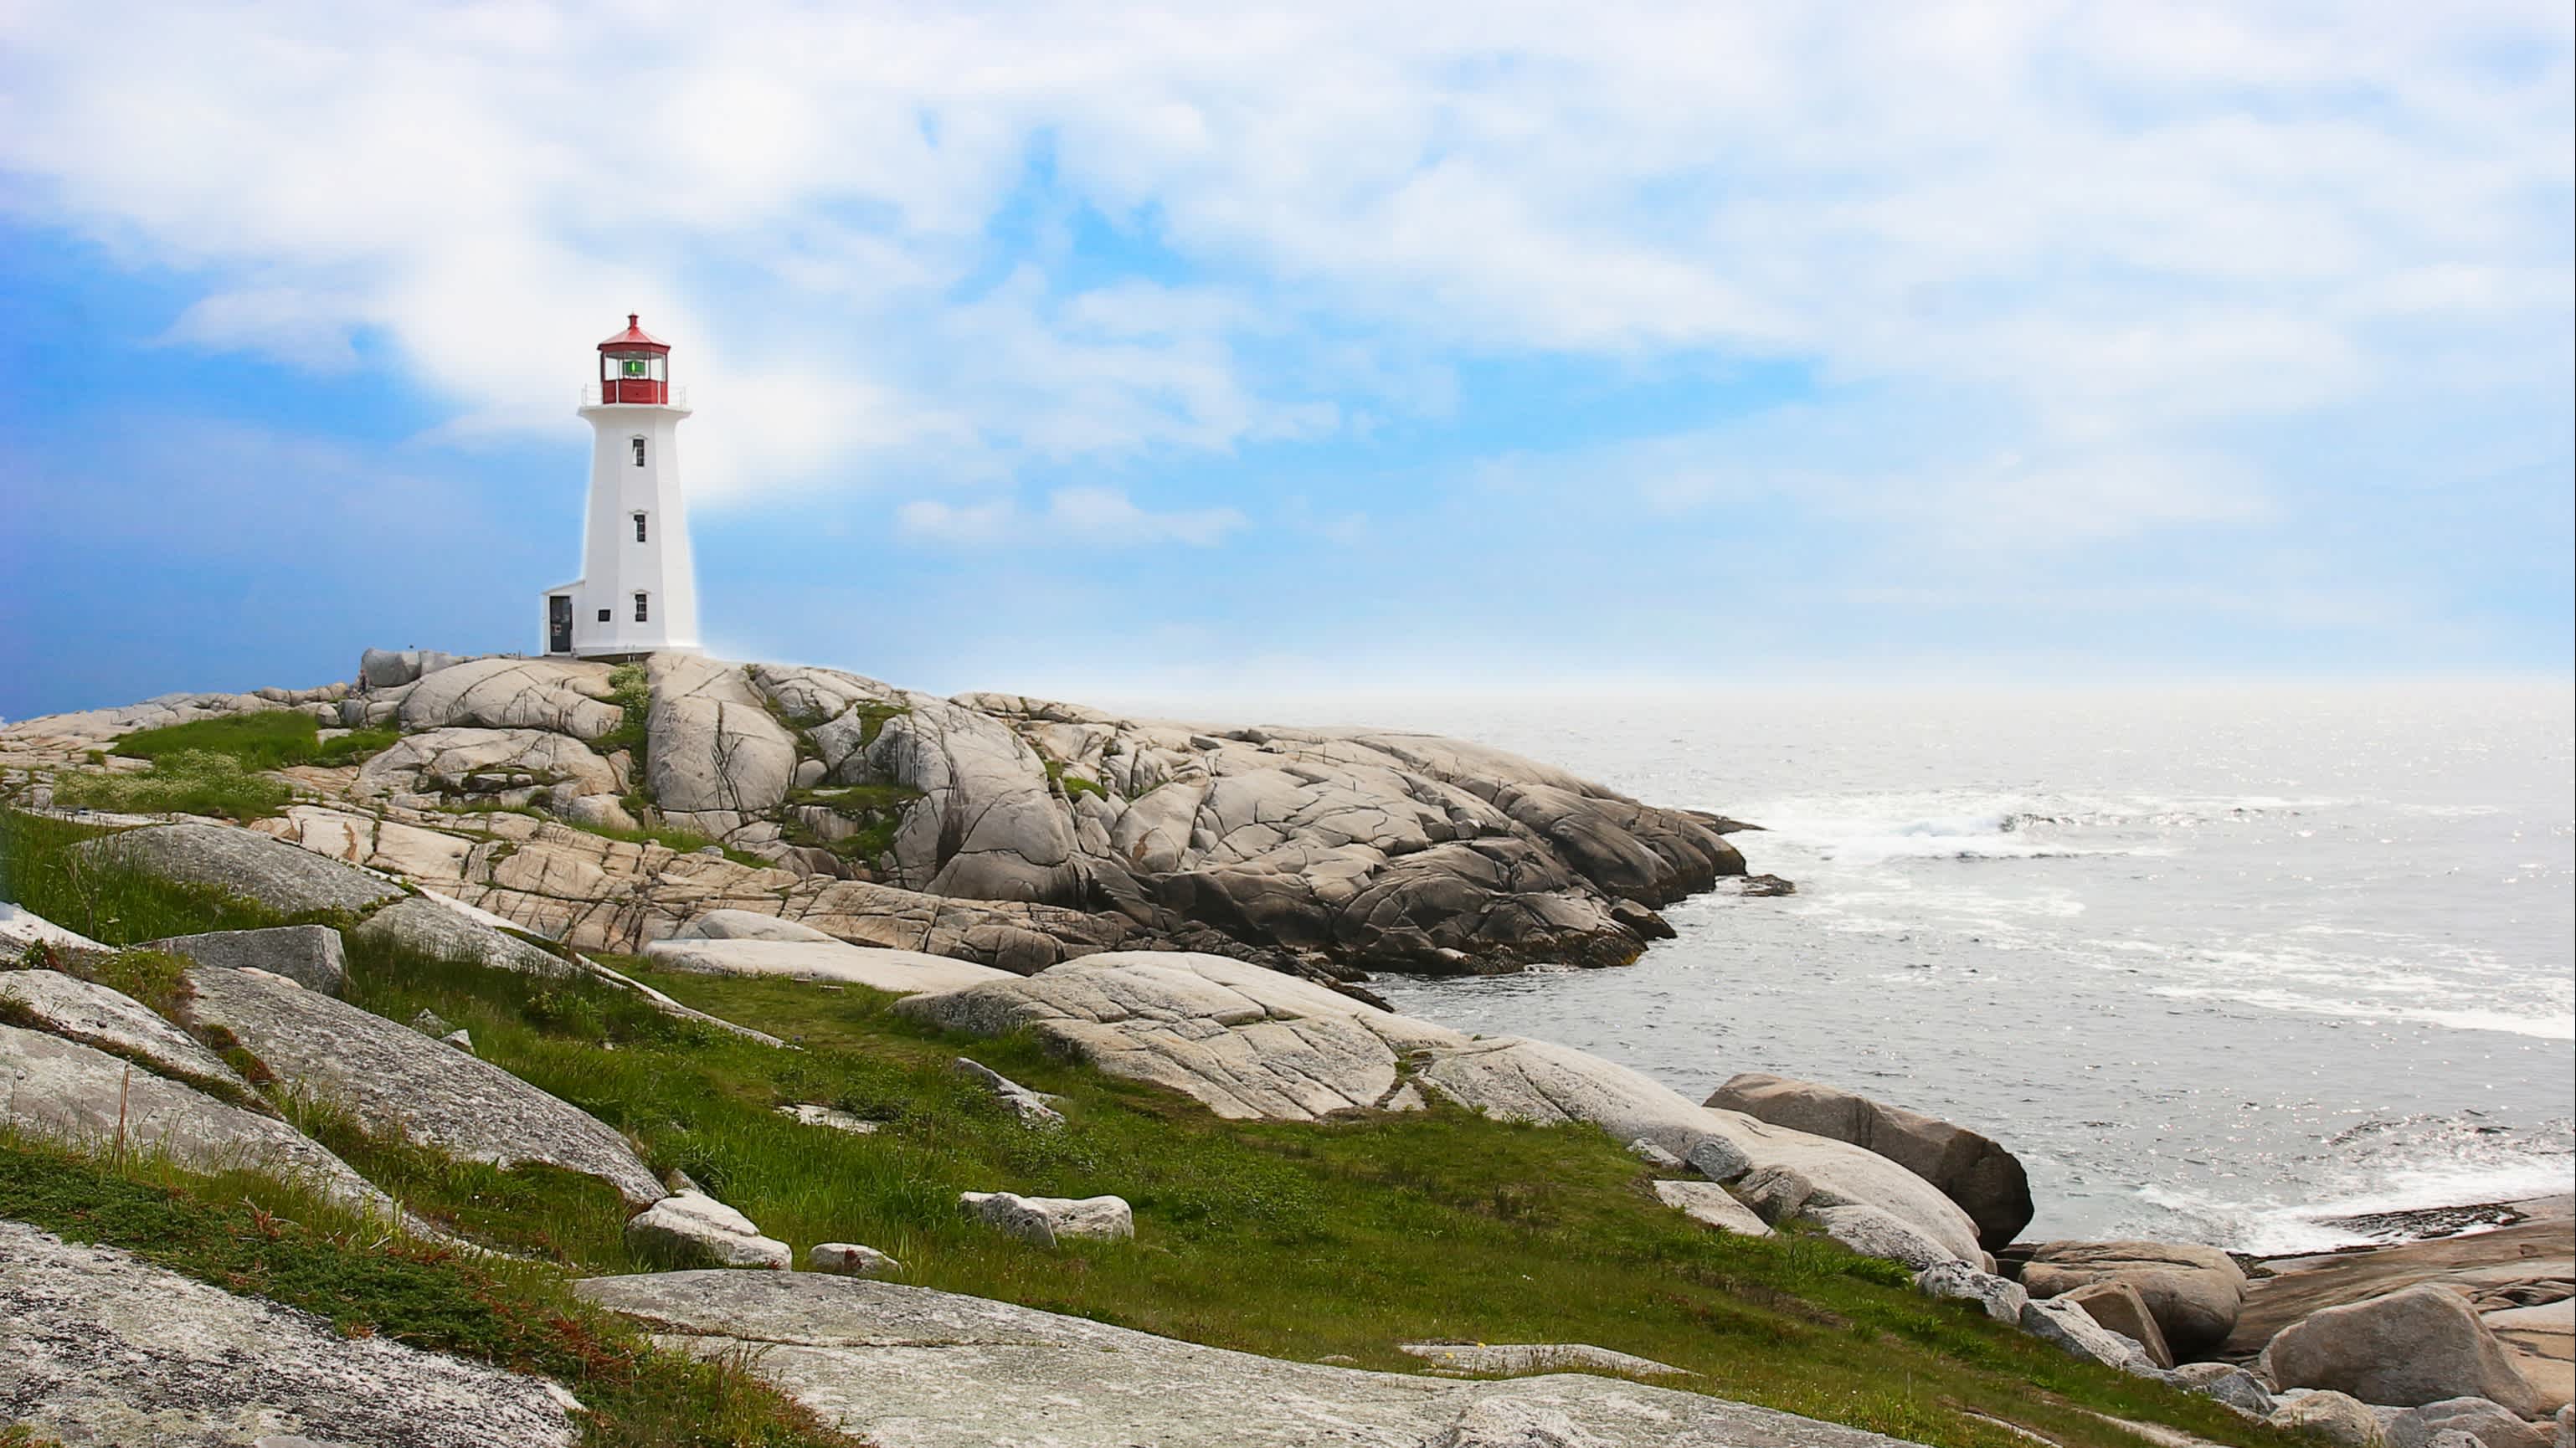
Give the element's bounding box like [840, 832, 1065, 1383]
[1118, 680, 2575, 1251]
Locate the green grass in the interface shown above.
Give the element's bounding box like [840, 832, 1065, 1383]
[43, 711, 398, 823]
[0, 806, 2299, 1448]
[0, 1132, 856, 1447]
[592, 663, 652, 763]
[109, 710, 397, 770]
[51, 750, 296, 821]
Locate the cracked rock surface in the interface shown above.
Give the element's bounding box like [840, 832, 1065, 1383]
[574, 1269, 1926, 1448]
[9, 650, 1755, 982]
[0, 1219, 577, 1447]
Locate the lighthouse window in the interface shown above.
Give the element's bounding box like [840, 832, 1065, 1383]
[623, 357, 650, 377]
[597, 608, 611, 623]
[633, 511, 649, 542]
[634, 592, 650, 623]
[631, 437, 646, 467]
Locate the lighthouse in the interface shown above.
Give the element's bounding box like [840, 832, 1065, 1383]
[540, 314, 703, 658]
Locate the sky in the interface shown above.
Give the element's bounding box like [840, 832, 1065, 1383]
[1, 2, 2570, 720]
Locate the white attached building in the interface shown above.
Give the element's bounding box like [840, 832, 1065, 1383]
[541, 314, 702, 658]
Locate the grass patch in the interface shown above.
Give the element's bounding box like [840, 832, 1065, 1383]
[782, 784, 921, 870]
[51, 750, 294, 821]
[592, 663, 652, 763]
[108, 710, 396, 770]
[1042, 759, 1108, 802]
[0, 1132, 856, 1446]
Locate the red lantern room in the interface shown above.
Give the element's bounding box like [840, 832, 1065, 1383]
[598, 313, 671, 404]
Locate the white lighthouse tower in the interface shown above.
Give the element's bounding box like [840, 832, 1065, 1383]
[540, 314, 702, 658]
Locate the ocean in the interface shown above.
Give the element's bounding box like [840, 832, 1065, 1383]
[1121, 680, 2576, 1252]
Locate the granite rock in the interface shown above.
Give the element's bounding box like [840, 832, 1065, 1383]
[2021, 1238, 2248, 1358]
[1706, 1071, 2033, 1250]
[2267, 1283, 2543, 1415]
[145, 925, 348, 996]
[69, 822, 402, 917]
[0, 968, 246, 1093]
[625, 1191, 793, 1270]
[958, 1190, 1134, 1248]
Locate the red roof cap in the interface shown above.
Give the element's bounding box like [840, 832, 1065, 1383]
[598, 312, 670, 353]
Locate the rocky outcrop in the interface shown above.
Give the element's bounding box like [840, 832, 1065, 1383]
[2019, 1295, 2157, 1374]
[393, 656, 622, 741]
[356, 726, 625, 813]
[1704, 1071, 2033, 1250]
[69, 821, 404, 917]
[2264, 1284, 2543, 1416]
[0, 1023, 392, 1218]
[0, 1219, 578, 1447]
[643, 937, 1015, 994]
[2388, 1398, 2556, 1448]
[183, 962, 667, 1207]
[350, 894, 578, 978]
[625, 1191, 792, 1270]
[574, 1269, 1929, 1447]
[809, 1242, 902, 1277]
[2018, 1239, 2247, 1358]
[669, 908, 841, 942]
[0, 901, 104, 954]
[897, 952, 1986, 1263]
[0, 968, 247, 1094]
[2227, 1210, 2573, 1411]
[146, 924, 348, 995]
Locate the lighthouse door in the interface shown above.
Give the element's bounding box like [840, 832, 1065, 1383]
[548, 594, 573, 655]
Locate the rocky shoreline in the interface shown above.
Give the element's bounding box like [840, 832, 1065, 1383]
[2, 648, 2569, 1446]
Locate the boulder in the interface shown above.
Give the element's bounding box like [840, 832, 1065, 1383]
[625, 1191, 792, 1270]
[645, 655, 798, 817]
[0, 968, 247, 1093]
[2019, 1296, 2154, 1374]
[2171, 1362, 2275, 1419]
[2268, 1390, 2392, 1447]
[573, 1270, 1926, 1447]
[808, 1243, 902, 1278]
[945, 1058, 1062, 1129]
[1810, 1203, 1959, 1273]
[670, 908, 841, 943]
[2557, 1404, 2572, 1448]
[354, 727, 620, 805]
[1736, 1165, 1814, 1225]
[2266, 1284, 2543, 1415]
[1653, 1179, 1772, 1237]
[144, 925, 347, 996]
[2020, 1239, 2247, 1358]
[1397, 1342, 1692, 1378]
[0, 1220, 577, 1448]
[69, 822, 403, 916]
[183, 963, 666, 1207]
[0, 1024, 390, 1219]
[643, 937, 1014, 994]
[349, 896, 577, 978]
[1686, 1133, 1753, 1184]
[397, 656, 620, 741]
[1706, 1072, 2033, 1251]
[1915, 1261, 2028, 1325]
[2061, 1280, 2177, 1369]
[958, 1190, 1134, 1248]
[2386, 1399, 2553, 1448]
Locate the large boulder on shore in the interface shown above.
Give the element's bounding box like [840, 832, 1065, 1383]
[0, 1220, 578, 1448]
[183, 962, 666, 1207]
[574, 1269, 1927, 1447]
[1705, 1071, 2032, 1251]
[68, 821, 403, 917]
[2019, 1239, 2247, 1358]
[2265, 1283, 2544, 1416]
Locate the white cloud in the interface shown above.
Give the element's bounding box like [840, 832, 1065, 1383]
[0, 0, 2566, 511]
[896, 487, 1247, 548]
[1046, 485, 1246, 546]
